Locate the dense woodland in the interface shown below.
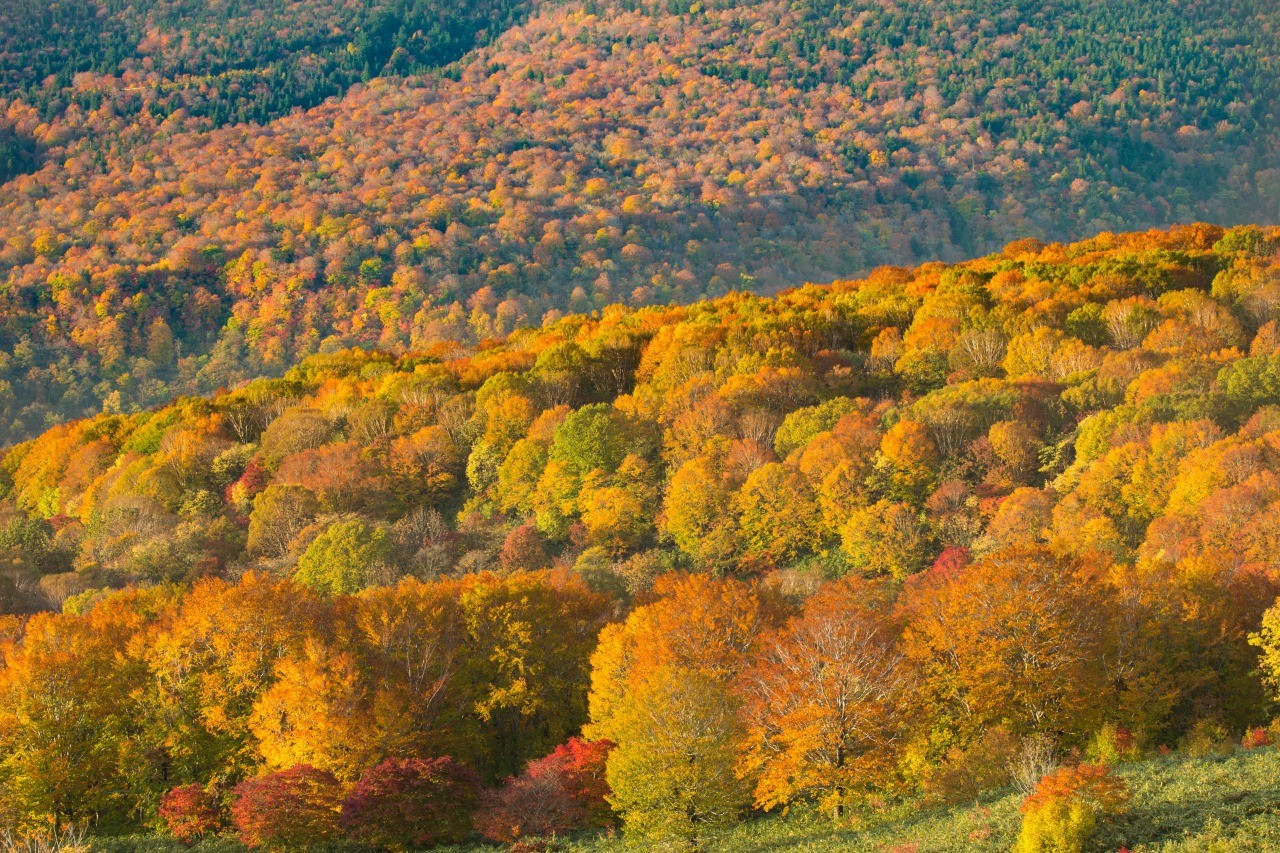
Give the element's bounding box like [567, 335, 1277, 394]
[1, 0, 1279, 439]
[5, 225, 1280, 847]
[0, 0, 528, 129]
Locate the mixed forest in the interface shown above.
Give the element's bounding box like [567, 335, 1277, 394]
[0, 0, 529, 130]
[1, 0, 1279, 439]
[5, 224, 1280, 849]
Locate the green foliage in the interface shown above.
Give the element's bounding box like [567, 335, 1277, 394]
[1214, 225, 1277, 261]
[294, 518, 391, 595]
[774, 398, 858, 458]
[1218, 355, 1280, 424]
[549, 404, 630, 476]
[1065, 303, 1108, 347]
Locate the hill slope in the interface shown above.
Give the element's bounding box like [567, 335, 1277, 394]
[3, 223, 1280, 623]
[2, 0, 1279, 438]
[0, 0, 528, 131]
[4, 224, 1280, 842]
[538, 747, 1280, 852]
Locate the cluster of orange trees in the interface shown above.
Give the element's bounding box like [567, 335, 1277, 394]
[1, 552, 1278, 843]
[0, 569, 613, 838]
[5, 224, 1280, 839]
[2, 0, 1279, 436]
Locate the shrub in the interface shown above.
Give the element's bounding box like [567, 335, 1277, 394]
[477, 738, 614, 842]
[1015, 763, 1129, 853]
[158, 784, 221, 843]
[340, 757, 481, 850]
[1086, 724, 1139, 764]
[1241, 727, 1271, 750]
[231, 765, 343, 850]
[923, 726, 1019, 804]
[1182, 719, 1232, 757]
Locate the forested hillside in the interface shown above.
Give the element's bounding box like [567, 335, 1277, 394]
[2, 0, 1279, 439]
[0, 0, 527, 131]
[5, 225, 1280, 845]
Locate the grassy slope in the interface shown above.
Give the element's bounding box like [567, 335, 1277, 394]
[546, 748, 1280, 852]
[88, 748, 1280, 852]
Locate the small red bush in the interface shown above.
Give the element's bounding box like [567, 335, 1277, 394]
[159, 784, 220, 843]
[1242, 727, 1271, 749]
[477, 737, 614, 842]
[231, 765, 343, 849]
[340, 756, 481, 849]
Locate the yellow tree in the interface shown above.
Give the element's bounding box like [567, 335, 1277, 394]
[739, 578, 913, 819]
[0, 587, 175, 831]
[840, 500, 933, 578]
[735, 462, 822, 566]
[1251, 595, 1280, 701]
[661, 449, 743, 567]
[249, 639, 379, 782]
[144, 573, 324, 782]
[458, 570, 612, 780]
[587, 574, 772, 842]
[605, 666, 749, 843]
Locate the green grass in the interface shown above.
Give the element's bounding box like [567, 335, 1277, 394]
[538, 747, 1280, 852]
[88, 748, 1280, 853]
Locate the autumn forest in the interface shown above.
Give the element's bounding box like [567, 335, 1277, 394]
[3, 224, 1280, 848]
[1, 0, 1279, 439]
[2, 0, 1280, 850]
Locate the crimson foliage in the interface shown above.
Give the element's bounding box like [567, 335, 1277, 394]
[231, 765, 343, 850]
[340, 757, 481, 849]
[478, 738, 614, 842]
[158, 784, 220, 843]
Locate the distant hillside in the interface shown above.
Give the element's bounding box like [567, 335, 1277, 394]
[1, 0, 1279, 439]
[0, 0, 528, 129]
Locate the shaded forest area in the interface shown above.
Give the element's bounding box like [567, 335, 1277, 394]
[0, 0, 529, 129]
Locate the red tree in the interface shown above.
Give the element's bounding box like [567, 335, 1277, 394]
[158, 784, 220, 843]
[477, 738, 614, 842]
[231, 765, 343, 849]
[340, 757, 481, 849]
[499, 522, 552, 572]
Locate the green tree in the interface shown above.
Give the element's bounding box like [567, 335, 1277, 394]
[604, 666, 749, 843]
[294, 518, 392, 594]
[549, 404, 630, 476]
